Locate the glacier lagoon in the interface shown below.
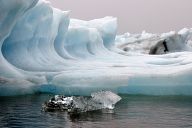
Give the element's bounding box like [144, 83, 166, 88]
[1, 0, 192, 127]
[1, 94, 192, 128]
[1, 0, 192, 97]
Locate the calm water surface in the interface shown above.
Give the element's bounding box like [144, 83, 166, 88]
[0, 94, 192, 128]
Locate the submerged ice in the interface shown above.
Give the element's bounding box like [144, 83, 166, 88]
[1, 0, 192, 96]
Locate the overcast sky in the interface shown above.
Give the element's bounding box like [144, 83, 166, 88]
[47, 0, 192, 34]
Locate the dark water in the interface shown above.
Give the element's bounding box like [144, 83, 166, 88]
[1, 94, 192, 128]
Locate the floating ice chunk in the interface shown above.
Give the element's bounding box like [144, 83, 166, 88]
[42, 91, 121, 113]
[69, 96, 104, 113]
[69, 91, 121, 113]
[52, 95, 73, 105]
[91, 91, 122, 109]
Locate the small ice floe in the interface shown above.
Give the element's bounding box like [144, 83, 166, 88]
[42, 91, 121, 114]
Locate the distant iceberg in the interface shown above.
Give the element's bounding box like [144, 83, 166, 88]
[1, 0, 192, 96]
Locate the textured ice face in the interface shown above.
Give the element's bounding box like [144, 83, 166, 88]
[2, 0, 70, 71]
[115, 29, 192, 54]
[68, 91, 121, 113]
[1, 0, 192, 96]
[91, 91, 122, 109]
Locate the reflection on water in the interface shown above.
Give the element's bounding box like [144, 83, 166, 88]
[0, 94, 192, 128]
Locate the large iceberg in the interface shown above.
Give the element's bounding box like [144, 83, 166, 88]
[1, 0, 192, 96]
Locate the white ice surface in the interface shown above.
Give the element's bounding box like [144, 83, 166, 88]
[91, 91, 121, 109]
[1, 0, 192, 96]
